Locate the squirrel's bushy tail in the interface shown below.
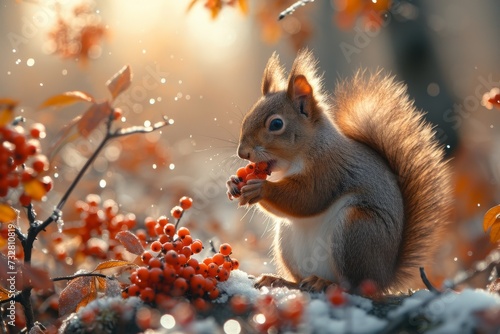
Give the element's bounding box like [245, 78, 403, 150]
[333, 71, 452, 288]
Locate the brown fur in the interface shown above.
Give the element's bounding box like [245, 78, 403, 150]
[333, 71, 453, 288]
[229, 50, 452, 292]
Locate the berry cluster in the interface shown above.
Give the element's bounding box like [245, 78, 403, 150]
[0, 120, 52, 205]
[60, 194, 136, 260]
[123, 197, 239, 308]
[232, 162, 271, 196]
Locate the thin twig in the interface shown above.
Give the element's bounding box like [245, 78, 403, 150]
[419, 267, 439, 293]
[278, 0, 314, 20]
[52, 272, 108, 282]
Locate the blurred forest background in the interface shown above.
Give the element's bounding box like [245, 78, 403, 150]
[1, 0, 500, 286]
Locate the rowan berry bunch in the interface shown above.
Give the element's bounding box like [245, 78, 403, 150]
[230, 162, 271, 198]
[59, 194, 136, 260]
[0, 119, 53, 205]
[123, 196, 240, 309]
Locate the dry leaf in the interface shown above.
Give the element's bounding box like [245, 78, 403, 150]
[39, 91, 95, 109]
[0, 203, 18, 223]
[93, 259, 136, 272]
[77, 101, 112, 138]
[0, 286, 11, 302]
[59, 275, 94, 316]
[76, 279, 97, 311]
[23, 179, 47, 201]
[484, 205, 500, 243]
[116, 230, 145, 255]
[106, 65, 132, 100]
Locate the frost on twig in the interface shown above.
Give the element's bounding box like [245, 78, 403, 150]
[278, 0, 314, 20]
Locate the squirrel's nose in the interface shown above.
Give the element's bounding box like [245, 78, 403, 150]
[237, 146, 251, 160]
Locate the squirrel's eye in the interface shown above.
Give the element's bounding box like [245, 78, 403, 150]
[269, 118, 284, 132]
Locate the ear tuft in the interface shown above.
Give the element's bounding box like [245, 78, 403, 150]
[286, 49, 326, 105]
[262, 52, 286, 95]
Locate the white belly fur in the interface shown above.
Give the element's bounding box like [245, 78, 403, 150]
[271, 194, 353, 282]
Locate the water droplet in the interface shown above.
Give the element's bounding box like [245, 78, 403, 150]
[168, 119, 174, 125]
[144, 120, 152, 127]
[57, 218, 64, 233]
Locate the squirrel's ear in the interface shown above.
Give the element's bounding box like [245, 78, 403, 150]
[287, 75, 313, 117]
[262, 52, 285, 95]
[289, 75, 312, 99]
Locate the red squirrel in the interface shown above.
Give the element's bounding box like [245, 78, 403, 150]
[226, 50, 452, 293]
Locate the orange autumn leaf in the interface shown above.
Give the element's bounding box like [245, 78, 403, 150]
[0, 203, 17, 223]
[484, 204, 500, 243]
[205, 0, 222, 19]
[106, 65, 132, 100]
[58, 276, 95, 316]
[0, 286, 10, 302]
[238, 0, 249, 14]
[0, 98, 17, 127]
[39, 91, 95, 109]
[23, 179, 47, 201]
[93, 260, 136, 272]
[77, 101, 112, 138]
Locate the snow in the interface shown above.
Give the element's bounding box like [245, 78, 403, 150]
[215, 269, 260, 303]
[217, 270, 500, 333]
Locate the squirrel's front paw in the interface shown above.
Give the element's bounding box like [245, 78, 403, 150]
[239, 179, 266, 206]
[226, 176, 242, 200]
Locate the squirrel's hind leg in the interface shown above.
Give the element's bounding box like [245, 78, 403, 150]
[254, 274, 299, 290]
[299, 275, 335, 292]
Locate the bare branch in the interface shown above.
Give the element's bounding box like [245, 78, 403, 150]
[278, 0, 314, 20]
[112, 116, 171, 138]
[52, 272, 108, 282]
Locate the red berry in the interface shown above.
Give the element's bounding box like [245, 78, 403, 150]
[140, 287, 155, 303]
[177, 227, 190, 239]
[179, 196, 193, 210]
[29, 123, 45, 139]
[236, 167, 247, 180]
[212, 253, 225, 266]
[150, 241, 162, 253]
[19, 193, 31, 206]
[164, 223, 176, 237]
[219, 243, 232, 256]
[171, 206, 183, 219]
[191, 240, 203, 254]
[136, 267, 150, 282]
[326, 285, 346, 306]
